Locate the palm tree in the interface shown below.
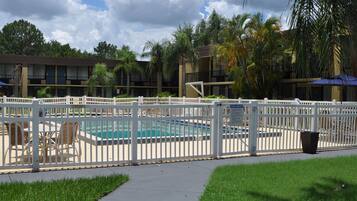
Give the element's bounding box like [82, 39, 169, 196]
[247, 14, 287, 98]
[289, 0, 356, 77]
[216, 14, 288, 98]
[88, 63, 114, 97]
[169, 24, 197, 96]
[142, 40, 170, 94]
[216, 14, 251, 70]
[37, 87, 52, 98]
[215, 14, 251, 96]
[114, 46, 142, 95]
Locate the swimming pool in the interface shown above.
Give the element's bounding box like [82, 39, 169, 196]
[83, 120, 211, 139]
[79, 120, 281, 145]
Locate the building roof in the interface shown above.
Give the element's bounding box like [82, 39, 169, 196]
[0, 54, 146, 67]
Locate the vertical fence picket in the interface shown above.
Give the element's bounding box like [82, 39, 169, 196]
[32, 99, 40, 172]
[249, 101, 258, 156]
[131, 101, 138, 165]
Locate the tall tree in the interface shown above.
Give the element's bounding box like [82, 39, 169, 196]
[207, 10, 225, 44]
[43, 40, 83, 58]
[246, 14, 287, 98]
[217, 14, 251, 69]
[142, 40, 171, 94]
[94, 41, 118, 59]
[88, 63, 115, 97]
[289, 0, 356, 77]
[0, 19, 45, 55]
[114, 46, 142, 95]
[169, 24, 197, 96]
[193, 19, 210, 48]
[216, 14, 288, 98]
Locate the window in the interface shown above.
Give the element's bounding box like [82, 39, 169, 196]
[0, 63, 15, 78]
[46, 65, 56, 84]
[66, 66, 88, 80]
[29, 64, 45, 79]
[57, 66, 67, 84]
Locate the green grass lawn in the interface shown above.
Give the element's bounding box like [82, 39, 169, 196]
[0, 175, 128, 201]
[201, 156, 357, 201]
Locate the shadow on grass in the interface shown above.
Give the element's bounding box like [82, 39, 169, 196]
[301, 178, 357, 201]
[246, 177, 357, 201]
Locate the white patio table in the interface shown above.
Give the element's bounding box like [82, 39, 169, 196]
[24, 122, 62, 161]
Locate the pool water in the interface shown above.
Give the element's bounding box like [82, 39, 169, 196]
[82, 120, 255, 140]
[84, 120, 212, 139]
[93, 130, 176, 139]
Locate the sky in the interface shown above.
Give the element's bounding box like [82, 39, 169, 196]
[0, 0, 291, 54]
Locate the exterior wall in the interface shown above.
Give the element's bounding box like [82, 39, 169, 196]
[0, 55, 178, 97]
[178, 44, 357, 101]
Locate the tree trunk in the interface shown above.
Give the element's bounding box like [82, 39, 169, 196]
[157, 70, 162, 94]
[127, 73, 130, 95]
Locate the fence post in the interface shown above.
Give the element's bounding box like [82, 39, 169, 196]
[113, 97, 117, 115]
[263, 98, 268, 127]
[311, 102, 318, 132]
[332, 100, 337, 132]
[249, 101, 258, 156]
[138, 96, 144, 105]
[3, 96, 6, 115]
[65, 95, 70, 104]
[82, 95, 87, 104]
[211, 101, 223, 158]
[294, 98, 300, 130]
[131, 101, 138, 165]
[168, 96, 172, 116]
[32, 99, 40, 172]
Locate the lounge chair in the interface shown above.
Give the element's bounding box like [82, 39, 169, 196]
[48, 122, 81, 161]
[4, 122, 31, 160]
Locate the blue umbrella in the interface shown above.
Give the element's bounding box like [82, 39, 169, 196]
[311, 74, 357, 86]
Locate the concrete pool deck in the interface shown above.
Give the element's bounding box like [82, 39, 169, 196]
[0, 149, 356, 201]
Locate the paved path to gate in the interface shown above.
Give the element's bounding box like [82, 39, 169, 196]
[0, 149, 357, 201]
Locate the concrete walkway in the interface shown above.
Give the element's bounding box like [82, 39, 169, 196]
[0, 149, 357, 201]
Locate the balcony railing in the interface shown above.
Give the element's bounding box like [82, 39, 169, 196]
[186, 70, 228, 82]
[29, 75, 45, 79]
[66, 75, 89, 80]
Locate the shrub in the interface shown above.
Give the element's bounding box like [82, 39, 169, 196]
[205, 95, 226, 99]
[116, 93, 133, 98]
[157, 91, 175, 97]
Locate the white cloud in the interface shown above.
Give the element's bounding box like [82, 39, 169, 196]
[0, 0, 198, 53]
[225, 0, 291, 13]
[205, 1, 243, 18]
[51, 30, 74, 44]
[106, 0, 203, 26]
[0, 0, 292, 54]
[205, 0, 291, 29]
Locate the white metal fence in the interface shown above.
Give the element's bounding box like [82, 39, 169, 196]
[0, 96, 356, 172]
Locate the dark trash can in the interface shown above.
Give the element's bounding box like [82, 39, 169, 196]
[301, 131, 319, 154]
